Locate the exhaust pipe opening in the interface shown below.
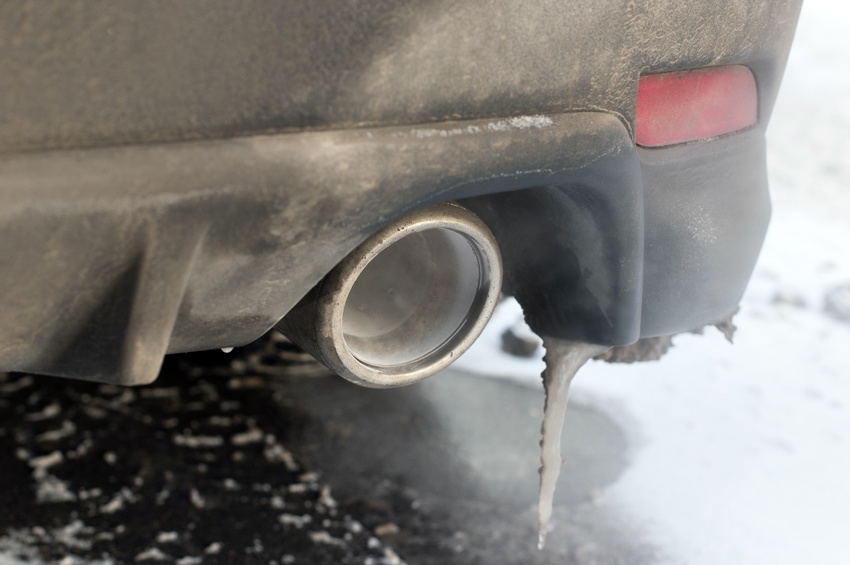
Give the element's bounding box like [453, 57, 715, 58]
[280, 203, 502, 388]
[343, 225, 487, 368]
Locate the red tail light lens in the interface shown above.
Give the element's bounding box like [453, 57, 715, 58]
[635, 65, 757, 148]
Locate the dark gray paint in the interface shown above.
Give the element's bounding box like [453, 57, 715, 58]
[0, 0, 800, 153]
[0, 1, 802, 384]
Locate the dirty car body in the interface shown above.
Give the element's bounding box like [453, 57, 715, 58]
[0, 1, 802, 385]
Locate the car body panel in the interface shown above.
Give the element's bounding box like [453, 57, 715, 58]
[1, 0, 799, 153]
[0, 0, 802, 384]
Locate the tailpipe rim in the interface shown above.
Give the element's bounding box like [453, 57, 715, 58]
[312, 202, 502, 388]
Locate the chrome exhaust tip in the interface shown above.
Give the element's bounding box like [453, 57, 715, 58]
[278, 202, 502, 388]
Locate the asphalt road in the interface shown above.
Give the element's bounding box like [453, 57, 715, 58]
[0, 333, 653, 565]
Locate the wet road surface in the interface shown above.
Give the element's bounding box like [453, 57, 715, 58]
[0, 333, 654, 564]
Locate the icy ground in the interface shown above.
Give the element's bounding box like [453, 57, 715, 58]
[457, 1, 850, 563]
[2, 1, 846, 564]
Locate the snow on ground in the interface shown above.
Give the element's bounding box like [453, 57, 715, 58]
[457, 0, 850, 563]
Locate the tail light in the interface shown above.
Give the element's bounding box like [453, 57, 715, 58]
[635, 65, 757, 148]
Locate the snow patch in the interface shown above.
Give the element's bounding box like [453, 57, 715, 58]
[231, 428, 264, 446]
[36, 474, 77, 503]
[25, 402, 61, 422]
[28, 450, 64, 473]
[278, 514, 312, 529]
[36, 420, 76, 443]
[134, 548, 170, 562]
[155, 531, 179, 544]
[172, 433, 224, 449]
[308, 531, 346, 547]
[99, 488, 138, 514]
[190, 488, 206, 509]
[0, 376, 33, 394]
[264, 437, 299, 471]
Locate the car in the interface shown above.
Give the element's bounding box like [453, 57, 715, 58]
[0, 1, 803, 388]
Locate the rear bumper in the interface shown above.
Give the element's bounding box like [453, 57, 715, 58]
[0, 112, 626, 384]
[639, 129, 770, 337]
[0, 0, 800, 383]
[0, 113, 769, 384]
[463, 126, 769, 345]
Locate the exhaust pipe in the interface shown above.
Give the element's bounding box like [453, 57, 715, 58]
[278, 202, 502, 388]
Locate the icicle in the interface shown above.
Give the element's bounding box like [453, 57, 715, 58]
[537, 338, 609, 549]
